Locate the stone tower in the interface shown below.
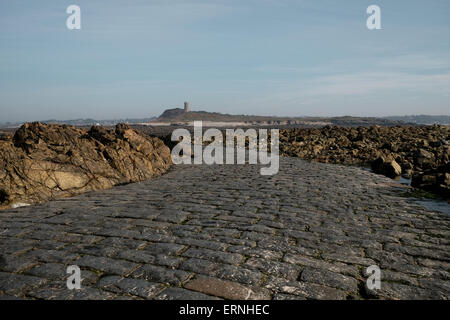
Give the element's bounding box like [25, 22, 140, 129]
[184, 101, 190, 112]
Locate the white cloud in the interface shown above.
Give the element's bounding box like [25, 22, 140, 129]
[377, 54, 450, 70]
[301, 72, 450, 96]
[247, 53, 450, 108]
[235, 69, 450, 116]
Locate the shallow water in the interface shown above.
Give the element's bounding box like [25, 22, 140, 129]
[395, 175, 411, 187]
[415, 199, 450, 215]
[394, 174, 450, 214]
[362, 166, 450, 215]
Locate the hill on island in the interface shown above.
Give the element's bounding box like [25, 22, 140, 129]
[156, 108, 404, 126]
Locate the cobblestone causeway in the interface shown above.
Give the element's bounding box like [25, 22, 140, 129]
[0, 157, 449, 300]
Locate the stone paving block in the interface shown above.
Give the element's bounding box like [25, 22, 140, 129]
[115, 250, 184, 268]
[240, 224, 279, 235]
[0, 294, 25, 300]
[0, 254, 39, 273]
[68, 243, 119, 258]
[25, 263, 66, 280]
[386, 261, 448, 279]
[244, 257, 301, 281]
[143, 242, 186, 255]
[281, 229, 320, 242]
[26, 249, 80, 264]
[97, 275, 164, 299]
[155, 287, 222, 300]
[92, 228, 143, 240]
[264, 276, 348, 300]
[381, 270, 419, 286]
[180, 258, 263, 285]
[53, 233, 103, 245]
[273, 293, 306, 300]
[97, 237, 147, 250]
[384, 242, 450, 261]
[0, 272, 47, 296]
[0, 228, 30, 238]
[256, 238, 300, 253]
[131, 264, 191, 285]
[184, 276, 271, 300]
[182, 247, 244, 265]
[418, 278, 450, 294]
[215, 237, 257, 247]
[186, 219, 228, 228]
[75, 255, 140, 276]
[214, 215, 258, 224]
[283, 253, 359, 278]
[35, 240, 67, 251]
[299, 267, 358, 293]
[226, 246, 283, 260]
[154, 211, 189, 224]
[202, 227, 241, 238]
[416, 258, 450, 270]
[175, 238, 229, 251]
[26, 282, 116, 300]
[321, 252, 376, 267]
[368, 281, 446, 300]
[0, 238, 37, 255]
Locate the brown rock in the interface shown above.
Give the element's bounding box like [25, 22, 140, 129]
[371, 156, 402, 178]
[278, 125, 449, 198]
[412, 163, 450, 198]
[0, 122, 171, 209]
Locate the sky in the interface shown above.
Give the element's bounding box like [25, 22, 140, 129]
[0, 0, 449, 122]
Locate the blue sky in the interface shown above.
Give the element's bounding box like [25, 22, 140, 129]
[0, 0, 449, 122]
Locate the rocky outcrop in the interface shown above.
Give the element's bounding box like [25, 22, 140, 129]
[280, 125, 449, 198]
[412, 163, 450, 198]
[371, 156, 402, 178]
[0, 122, 171, 209]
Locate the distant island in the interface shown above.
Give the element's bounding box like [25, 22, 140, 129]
[383, 115, 450, 126]
[153, 104, 404, 127]
[150, 104, 403, 126]
[2, 105, 449, 129]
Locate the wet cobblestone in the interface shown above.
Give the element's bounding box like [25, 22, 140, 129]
[0, 158, 449, 299]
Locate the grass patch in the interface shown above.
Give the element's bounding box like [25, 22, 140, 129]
[399, 189, 438, 200]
